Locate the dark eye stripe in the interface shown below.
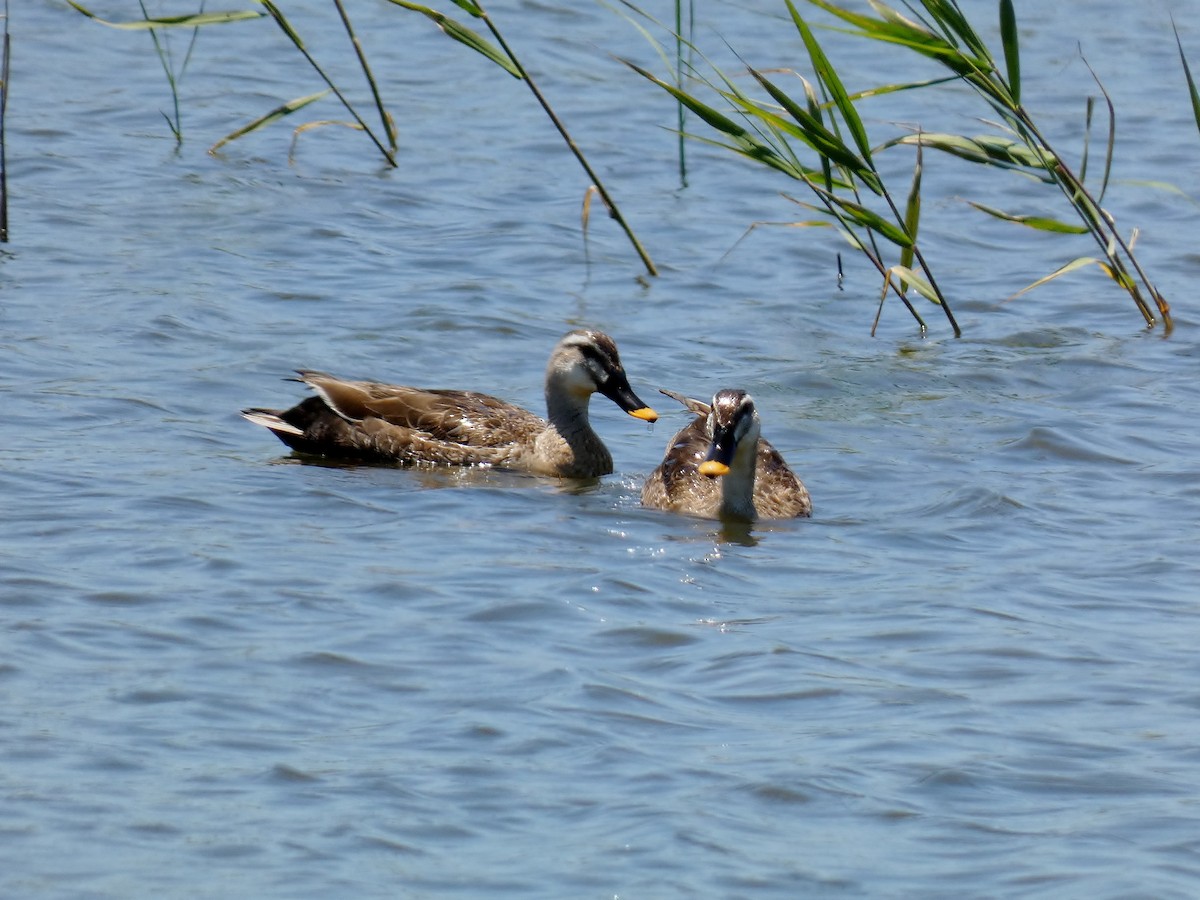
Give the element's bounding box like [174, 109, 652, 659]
[578, 341, 619, 373]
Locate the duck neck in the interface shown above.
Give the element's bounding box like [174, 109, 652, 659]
[717, 441, 758, 521]
[542, 386, 612, 476]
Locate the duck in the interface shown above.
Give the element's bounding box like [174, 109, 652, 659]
[641, 388, 811, 521]
[241, 330, 658, 478]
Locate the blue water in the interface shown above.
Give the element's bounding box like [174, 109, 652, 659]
[5, 0, 1200, 896]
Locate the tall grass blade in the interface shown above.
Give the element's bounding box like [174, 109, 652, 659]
[333, 0, 397, 152]
[626, 61, 799, 177]
[1080, 96, 1094, 185]
[920, 0, 990, 61]
[1174, 19, 1200, 140]
[806, 182, 913, 248]
[1079, 55, 1115, 203]
[746, 68, 881, 192]
[66, 2, 264, 28]
[899, 137, 922, 272]
[675, 0, 693, 186]
[784, 0, 873, 165]
[1010, 256, 1106, 299]
[800, 77, 834, 191]
[887, 264, 939, 304]
[258, 0, 395, 165]
[461, 1, 655, 275]
[382, 0, 521, 78]
[808, 0, 979, 77]
[968, 201, 1089, 233]
[885, 132, 1055, 177]
[208, 90, 330, 154]
[138, 0, 185, 145]
[998, 0, 1019, 105]
[0, 1, 8, 243]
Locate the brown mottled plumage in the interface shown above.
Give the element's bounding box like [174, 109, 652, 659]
[241, 330, 658, 478]
[641, 389, 811, 522]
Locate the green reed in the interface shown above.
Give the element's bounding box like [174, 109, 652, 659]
[624, 0, 957, 334]
[68, 0, 656, 276]
[1, 0, 9, 242]
[384, 0, 657, 276]
[68, 2, 396, 164]
[1176, 19, 1200, 143]
[629, 0, 1173, 333]
[254, 0, 396, 165]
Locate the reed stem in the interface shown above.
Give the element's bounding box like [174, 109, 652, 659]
[259, 0, 396, 167]
[0, 0, 8, 242]
[332, 0, 397, 153]
[473, 1, 658, 277]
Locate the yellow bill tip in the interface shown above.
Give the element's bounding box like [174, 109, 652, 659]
[628, 407, 658, 423]
[698, 460, 730, 477]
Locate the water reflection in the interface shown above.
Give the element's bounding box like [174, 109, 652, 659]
[266, 453, 570, 491]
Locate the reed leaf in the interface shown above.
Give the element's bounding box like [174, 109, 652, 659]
[722, 92, 854, 185]
[784, 0, 873, 166]
[382, 0, 521, 78]
[209, 89, 330, 153]
[811, 0, 935, 46]
[849, 75, 961, 103]
[998, 0, 1019, 106]
[885, 132, 1055, 177]
[448, 0, 483, 16]
[807, 182, 913, 248]
[744, 69, 882, 193]
[1076, 55, 1116, 203]
[890, 0, 1015, 108]
[807, 0, 983, 77]
[919, 0, 991, 62]
[1079, 96, 1094, 185]
[625, 61, 803, 177]
[1174, 20, 1200, 140]
[254, 0, 395, 165]
[866, 0, 934, 36]
[1011, 256, 1108, 298]
[66, 2, 264, 28]
[332, 0, 397, 153]
[461, 0, 654, 276]
[725, 90, 811, 144]
[968, 202, 1089, 234]
[900, 138, 922, 272]
[801, 76, 835, 191]
[887, 264, 939, 304]
[0, 10, 7, 243]
[699, 62, 817, 177]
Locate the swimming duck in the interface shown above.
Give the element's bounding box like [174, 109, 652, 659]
[641, 388, 811, 521]
[242, 330, 658, 478]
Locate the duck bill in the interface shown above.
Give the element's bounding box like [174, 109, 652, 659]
[700, 427, 737, 478]
[698, 460, 730, 477]
[600, 376, 658, 422]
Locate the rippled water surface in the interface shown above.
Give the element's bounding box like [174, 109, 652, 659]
[6, 1, 1200, 896]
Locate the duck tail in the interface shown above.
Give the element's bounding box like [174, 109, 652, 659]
[240, 408, 305, 437]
